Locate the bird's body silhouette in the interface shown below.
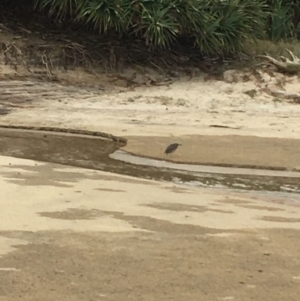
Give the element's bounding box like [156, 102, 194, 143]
[164, 143, 181, 155]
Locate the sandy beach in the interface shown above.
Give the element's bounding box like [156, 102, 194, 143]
[1, 61, 300, 300]
[1, 155, 300, 301]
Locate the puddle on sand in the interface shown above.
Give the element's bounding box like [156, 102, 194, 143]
[0, 128, 299, 197]
[111, 150, 300, 178]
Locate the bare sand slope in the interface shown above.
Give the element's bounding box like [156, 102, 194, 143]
[1, 155, 300, 301]
[0, 71, 300, 140]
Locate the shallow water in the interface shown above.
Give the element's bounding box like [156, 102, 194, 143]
[111, 150, 300, 178]
[0, 128, 299, 201]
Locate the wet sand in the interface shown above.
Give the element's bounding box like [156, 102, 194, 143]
[122, 134, 300, 171]
[1, 155, 300, 301]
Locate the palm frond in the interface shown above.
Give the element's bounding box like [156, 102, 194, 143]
[31, 0, 297, 55]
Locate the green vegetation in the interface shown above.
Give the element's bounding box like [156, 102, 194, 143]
[1, 0, 300, 59]
[32, 0, 269, 55]
[32, 0, 300, 54]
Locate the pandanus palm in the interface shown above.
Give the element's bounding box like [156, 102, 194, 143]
[33, 0, 269, 55]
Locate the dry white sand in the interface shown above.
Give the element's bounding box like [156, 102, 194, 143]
[0, 68, 300, 139]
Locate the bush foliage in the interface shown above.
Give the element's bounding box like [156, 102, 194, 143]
[3, 0, 300, 56]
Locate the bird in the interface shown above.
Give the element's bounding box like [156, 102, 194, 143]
[164, 143, 181, 155]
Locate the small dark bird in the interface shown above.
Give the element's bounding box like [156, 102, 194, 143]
[164, 143, 181, 155]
